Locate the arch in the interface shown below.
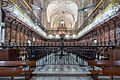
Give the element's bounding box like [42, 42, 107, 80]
[47, 0, 78, 30]
[47, 0, 78, 22]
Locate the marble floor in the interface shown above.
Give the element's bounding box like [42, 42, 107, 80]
[32, 65, 92, 80]
[31, 53, 120, 80]
[33, 65, 91, 74]
[31, 76, 93, 80]
[32, 53, 93, 80]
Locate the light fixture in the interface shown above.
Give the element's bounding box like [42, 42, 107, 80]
[72, 34, 77, 38]
[48, 34, 53, 39]
[93, 39, 97, 43]
[33, 37, 35, 42]
[27, 40, 31, 46]
[60, 20, 64, 24]
[65, 35, 69, 38]
[27, 40, 31, 43]
[55, 35, 60, 38]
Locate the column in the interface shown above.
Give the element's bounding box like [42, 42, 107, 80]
[0, 0, 5, 47]
[1, 27, 5, 43]
[0, 0, 2, 46]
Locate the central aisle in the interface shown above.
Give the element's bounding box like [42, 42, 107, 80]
[31, 53, 93, 80]
[31, 76, 92, 80]
[32, 65, 92, 80]
[33, 65, 91, 75]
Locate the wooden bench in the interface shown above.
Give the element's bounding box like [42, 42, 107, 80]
[90, 68, 120, 80]
[88, 60, 120, 70]
[0, 61, 36, 80]
[102, 68, 120, 76]
[88, 60, 120, 80]
[0, 68, 22, 80]
[0, 61, 36, 67]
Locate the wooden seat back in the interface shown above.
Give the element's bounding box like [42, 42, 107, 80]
[0, 61, 36, 67]
[102, 68, 120, 76]
[112, 61, 120, 67]
[0, 68, 22, 76]
[0, 61, 36, 80]
[88, 60, 120, 67]
[90, 68, 120, 80]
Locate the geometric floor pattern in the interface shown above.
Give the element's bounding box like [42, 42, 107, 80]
[32, 53, 120, 80]
[31, 76, 93, 80]
[33, 65, 91, 74]
[32, 53, 92, 80]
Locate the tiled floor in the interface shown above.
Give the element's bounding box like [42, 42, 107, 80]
[32, 53, 120, 80]
[31, 76, 93, 80]
[34, 65, 90, 73]
[32, 54, 92, 80]
[32, 65, 92, 80]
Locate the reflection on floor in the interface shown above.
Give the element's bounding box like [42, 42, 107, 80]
[34, 65, 90, 74]
[1, 53, 120, 80]
[31, 77, 93, 80]
[32, 53, 120, 80]
[32, 53, 92, 80]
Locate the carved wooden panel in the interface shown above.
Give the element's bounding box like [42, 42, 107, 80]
[19, 25, 23, 45]
[97, 29, 100, 46]
[104, 25, 109, 46]
[109, 21, 115, 46]
[116, 24, 120, 46]
[20, 26, 24, 46]
[24, 28, 28, 45]
[11, 21, 19, 44]
[100, 27, 104, 46]
[6, 27, 10, 42]
[22, 28, 26, 44]
[115, 17, 120, 46]
[27, 29, 31, 40]
[4, 16, 14, 44]
[99, 28, 102, 46]
[17, 24, 22, 45]
[110, 29, 114, 46]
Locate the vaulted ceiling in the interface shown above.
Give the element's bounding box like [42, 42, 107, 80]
[40, 0, 90, 36]
[30, 0, 94, 38]
[30, 0, 120, 39]
[47, 0, 78, 30]
[3, 0, 119, 39]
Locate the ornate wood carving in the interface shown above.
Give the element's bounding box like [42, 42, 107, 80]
[115, 17, 120, 46]
[108, 20, 115, 46]
[4, 16, 15, 45]
[17, 24, 22, 46]
[11, 21, 19, 44]
[20, 25, 24, 46]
